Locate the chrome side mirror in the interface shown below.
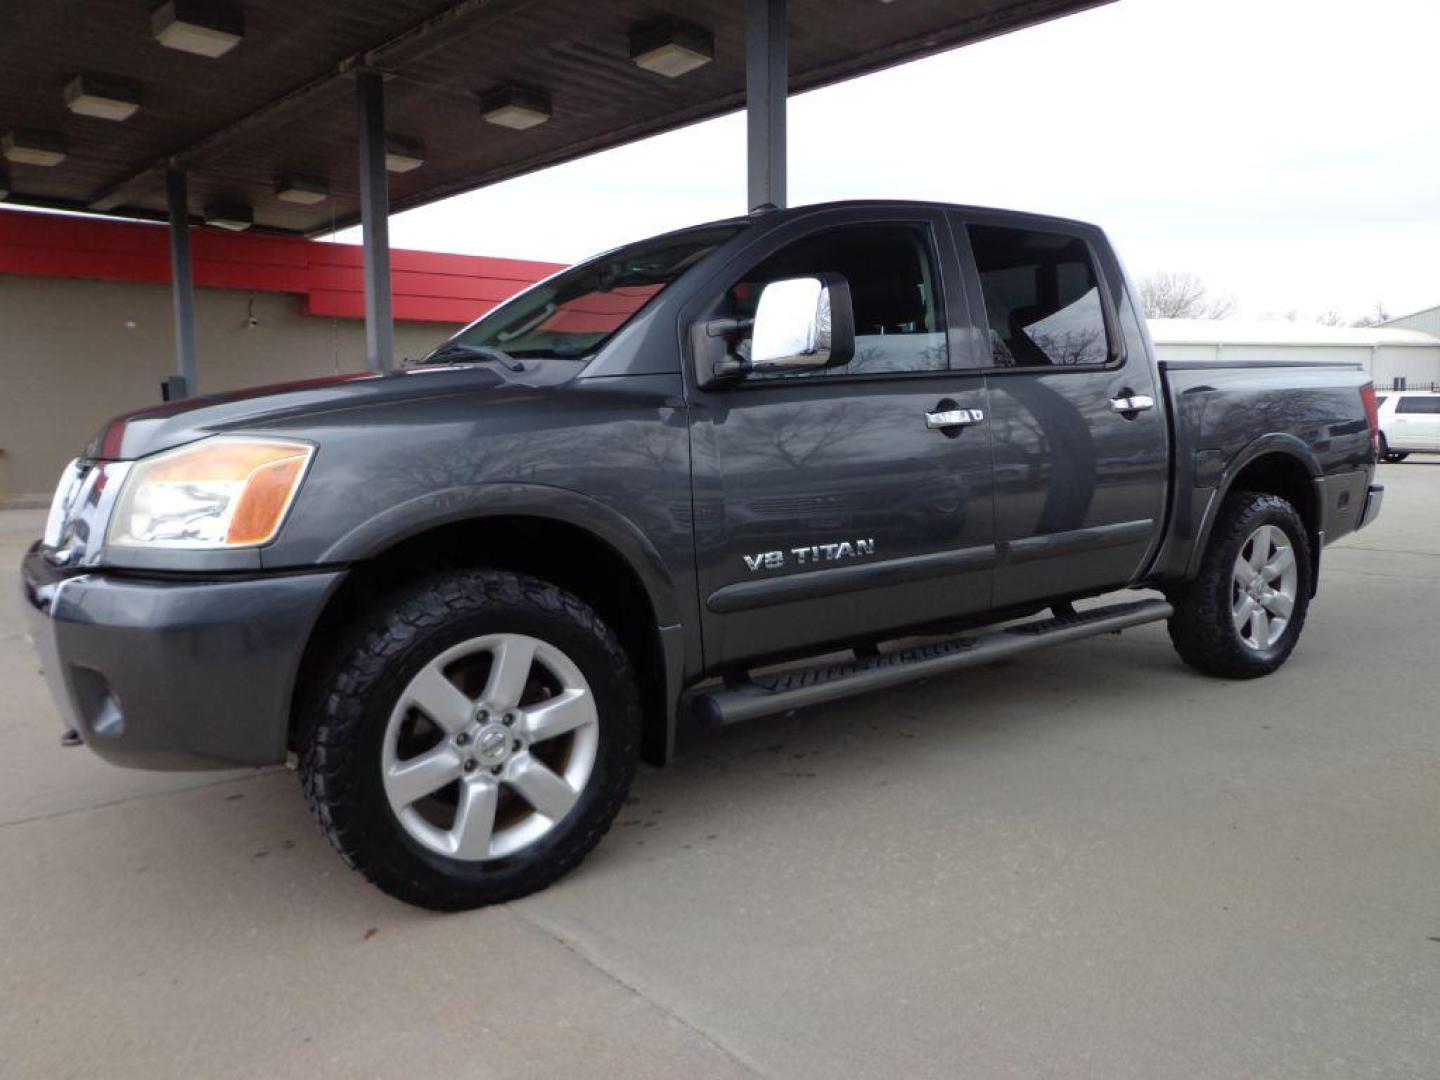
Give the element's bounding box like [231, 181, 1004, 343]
[749, 274, 855, 374]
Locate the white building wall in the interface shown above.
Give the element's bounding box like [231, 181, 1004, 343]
[1384, 306, 1440, 337]
[1147, 319, 1440, 389]
[1372, 345, 1440, 388]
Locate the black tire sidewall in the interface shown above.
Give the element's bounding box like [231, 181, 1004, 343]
[1170, 492, 1312, 679]
[1216, 502, 1310, 666]
[306, 571, 639, 909]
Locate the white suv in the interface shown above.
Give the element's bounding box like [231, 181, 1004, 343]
[1377, 390, 1440, 462]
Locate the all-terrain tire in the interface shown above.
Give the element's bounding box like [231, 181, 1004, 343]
[1167, 491, 1312, 679]
[299, 569, 640, 911]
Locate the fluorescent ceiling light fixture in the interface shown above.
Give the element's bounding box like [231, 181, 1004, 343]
[2, 130, 67, 167]
[274, 173, 328, 205]
[64, 73, 142, 122]
[152, 0, 245, 58]
[203, 202, 253, 230]
[384, 135, 425, 173]
[630, 20, 714, 78]
[480, 87, 552, 131]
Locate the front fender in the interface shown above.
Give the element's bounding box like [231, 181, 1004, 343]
[309, 481, 683, 626]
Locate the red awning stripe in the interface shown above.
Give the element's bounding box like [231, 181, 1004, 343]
[0, 208, 560, 324]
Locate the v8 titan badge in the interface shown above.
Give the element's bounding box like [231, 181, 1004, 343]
[744, 538, 876, 572]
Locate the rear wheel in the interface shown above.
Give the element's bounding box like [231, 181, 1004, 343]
[1167, 491, 1312, 679]
[1378, 435, 1408, 463]
[300, 570, 640, 910]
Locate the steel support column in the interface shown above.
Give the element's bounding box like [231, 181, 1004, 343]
[164, 169, 198, 398]
[356, 68, 395, 371]
[746, 0, 787, 211]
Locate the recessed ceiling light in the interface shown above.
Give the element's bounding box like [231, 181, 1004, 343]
[64, 73, 142, 122]
[274, 173, 328, 205]
[479, 87, 552, 131]
[2, 130, 67, 167]
[384, 135, 425, 173]
[630, 20, 714, 78]
[152, 0, 245, 59]
[203, 202, 253, 230]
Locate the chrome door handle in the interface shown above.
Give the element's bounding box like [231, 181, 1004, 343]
[1109, 395, 1155, 413]
[926, 408, 984, 430]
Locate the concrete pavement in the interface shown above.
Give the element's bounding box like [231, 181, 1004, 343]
[3, 462, 1437, 1079]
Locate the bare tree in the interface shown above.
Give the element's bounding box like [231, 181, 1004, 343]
[1316, 308, 1346, 327]
[1138, 272, 1234, 320]
[1351, 301, 1391, 328]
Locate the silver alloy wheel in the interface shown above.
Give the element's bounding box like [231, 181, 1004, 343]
[381, 633, 599, 861]
[1231, 523, 1299, 650]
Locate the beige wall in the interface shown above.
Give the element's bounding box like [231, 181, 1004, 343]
[0, 275, 457, 503]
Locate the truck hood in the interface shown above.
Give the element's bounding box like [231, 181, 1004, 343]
[85, 361, 574, 461]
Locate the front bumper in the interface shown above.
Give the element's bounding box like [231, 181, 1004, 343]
[22, 543, 344, 770]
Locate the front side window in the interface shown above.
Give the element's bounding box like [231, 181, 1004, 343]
[1396, 395, 1440, 414]
[425, 224, 741, 364]
[724, 223, 947, 378]
[968, 223, 1111, 368]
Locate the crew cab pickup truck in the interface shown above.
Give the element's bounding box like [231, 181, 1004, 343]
[23, 201, 1384, 909]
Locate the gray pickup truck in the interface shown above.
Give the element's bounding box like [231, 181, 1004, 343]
[23, 201, 1383, 909]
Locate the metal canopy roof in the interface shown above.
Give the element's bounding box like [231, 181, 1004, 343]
[1, 0, 1108, 236]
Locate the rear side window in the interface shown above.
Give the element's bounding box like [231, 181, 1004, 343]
[968, 224, 1111, 369]
[1375, 395, 1388, 408]
[1396, 396, 1440, 414]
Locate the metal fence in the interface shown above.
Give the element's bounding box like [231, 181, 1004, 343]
[1375, 381, 1440, 393]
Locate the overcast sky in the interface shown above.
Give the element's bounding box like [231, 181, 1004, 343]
[336, 0, 1440, 323]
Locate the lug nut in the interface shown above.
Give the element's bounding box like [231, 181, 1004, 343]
[502, 712, 516, 726]
[456, 732, 470, 746]
[512, 739, 523, 752]
[490, 765, 503, 776]
[475, 709, 489, 723]
[463, 758, 477, 772]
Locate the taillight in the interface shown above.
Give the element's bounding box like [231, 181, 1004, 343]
[1360, 383, 1380, 457]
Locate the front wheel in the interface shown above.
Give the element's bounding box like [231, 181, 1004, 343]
[1167, 491, 1312, 679]
[300, 570, 640, 910]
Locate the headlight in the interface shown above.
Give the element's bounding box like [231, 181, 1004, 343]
[106, 437, 314, 549]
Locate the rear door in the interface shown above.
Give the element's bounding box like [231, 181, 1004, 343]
[949, 212, 1169, 608]
[1390, 394, 1440, 449]
[685, 209, 996, 667]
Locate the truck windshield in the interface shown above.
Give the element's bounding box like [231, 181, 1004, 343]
[422, 224, 742, 364]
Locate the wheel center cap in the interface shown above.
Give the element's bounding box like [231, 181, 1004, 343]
[474, 724, 512, 765]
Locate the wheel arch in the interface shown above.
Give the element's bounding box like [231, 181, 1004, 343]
[292, 488, 687, 767]
[1186, 437, 1322, 586]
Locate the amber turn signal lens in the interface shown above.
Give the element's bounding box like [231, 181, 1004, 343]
[226, 454, 309, 544]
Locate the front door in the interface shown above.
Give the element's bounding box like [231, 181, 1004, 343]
[952, 213, 1169, 609]
[687, 211, 996, 668]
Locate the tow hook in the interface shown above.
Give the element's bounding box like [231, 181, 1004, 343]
[60, 729, 83, 748]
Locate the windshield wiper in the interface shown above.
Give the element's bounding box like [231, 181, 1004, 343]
[419, 342, 525, 372]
